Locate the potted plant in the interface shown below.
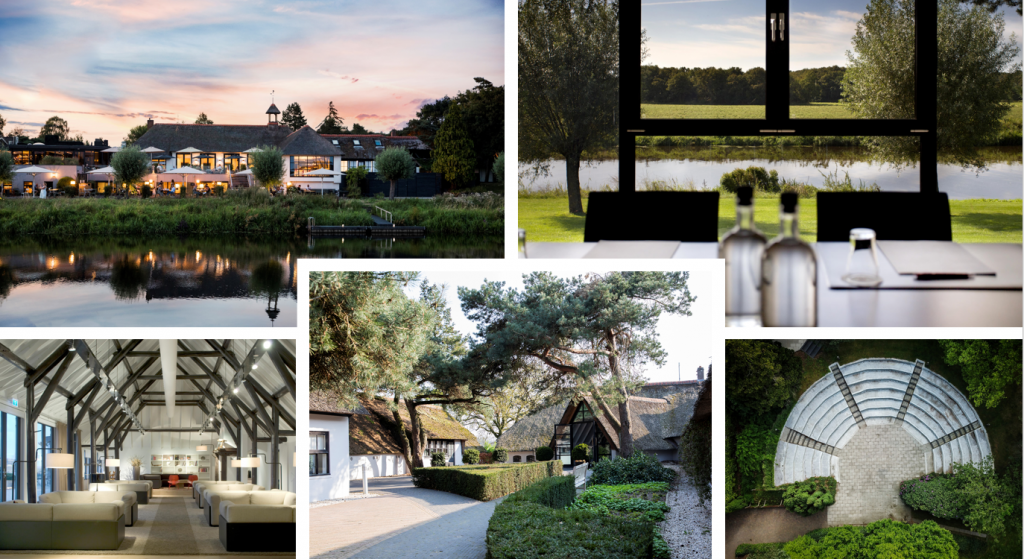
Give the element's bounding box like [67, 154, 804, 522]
[130, 456, 143, 480]
[572, 443, 590, 464]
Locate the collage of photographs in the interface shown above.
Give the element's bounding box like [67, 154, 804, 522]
[0, 1, 1021, 559]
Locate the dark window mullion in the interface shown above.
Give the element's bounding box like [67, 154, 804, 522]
[916, 1, 938, 193]
[766, 0, 789, 125]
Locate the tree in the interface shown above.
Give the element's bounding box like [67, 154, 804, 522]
[317, 101, 346, 134]
[460, 272, 695, 457]
[0, 112, 5, 135]
[454, 77, 505, 176]
[248, 145, 285, 192]
[404, 96, 453, 148]
[519, 0, 618, 215]
[194, 112, 214, 124]
[432, 103, 476, 189]
[309, 272, 434, 409]
[351, 123, 369, 134]
[110, 145, 150, 195]
[725, 340, 803, 419]
[374, 147, 415, 200]
[0, 149, 14, 198]
[967, 0, 1022, 16]
[124, 124, 149, 146]
[345, 166, 368, 198]
[493, 152, 504, 185]
[39, 116, 70, 141]
[938, 339, 1022, 408]
[447, 361, 562, 440]
[842, 0, 1021, 169]
[281, 103, 307, 130]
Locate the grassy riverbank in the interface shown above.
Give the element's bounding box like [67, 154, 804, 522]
[518, 195, 1022, 244]
[0, 190, 504, 237]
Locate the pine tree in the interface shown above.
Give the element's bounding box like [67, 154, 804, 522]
[317, 101, 345, 134]
[281, 102, 307, 130]
[432, 103, 476, 188]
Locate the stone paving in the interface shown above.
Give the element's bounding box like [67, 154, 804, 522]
[310, 476, 500, 559]
[829, 423, 928, 526]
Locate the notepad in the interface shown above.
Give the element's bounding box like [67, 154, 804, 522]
[878, 241, 996, 277]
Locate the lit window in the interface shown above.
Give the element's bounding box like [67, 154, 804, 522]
[353, 140, 361, 146]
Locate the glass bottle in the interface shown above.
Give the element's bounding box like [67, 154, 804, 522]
[720, 186, 767, 325]
[761, 192, 817, 326]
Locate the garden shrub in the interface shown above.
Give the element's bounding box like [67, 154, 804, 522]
[57, 176, 76, 197]
[430, 451, 446, 467]
[479, 452, 493, 464]
[589, 452, 676, 486]
[463, 448, 480, 465]
[141, 185, 152, 199]
[487, 476, 654, 559]
[736, 423, 777, 494]
[899, 457, 1019, 540]
[719, 166, 782, 193]
[535, 445, 554, 461]
[735, 542, 787, 558]
[493, 448, 508, 463]
[412, 461, 561, 501]
[783, 520, 958, 559]
[781, 476, 836, 516]
[568, 483, 671, 522]
[652, 526, 670, 559]
[678, 418, 711, 504]
[572, 443, 589, 462]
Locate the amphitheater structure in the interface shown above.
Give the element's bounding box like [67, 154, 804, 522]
[774, 358, 991, 486]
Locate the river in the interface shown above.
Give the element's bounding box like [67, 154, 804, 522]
[0, 235, 502, 327]
[519, 147, 1023, 199]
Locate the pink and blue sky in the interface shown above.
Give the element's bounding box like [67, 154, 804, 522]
[642, 0, 1022, 70]
[0, 0, 504, 143]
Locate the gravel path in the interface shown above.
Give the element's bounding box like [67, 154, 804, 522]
[659, 465, 712, 559]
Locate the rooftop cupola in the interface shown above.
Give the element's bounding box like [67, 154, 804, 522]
[266, 103, 280, 126]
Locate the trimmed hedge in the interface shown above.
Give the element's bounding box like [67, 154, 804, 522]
[412, 461, 561, 501]
[487, 476, 653, 559]
[535, 446, 553, 461]
[590, 452, 677, 486]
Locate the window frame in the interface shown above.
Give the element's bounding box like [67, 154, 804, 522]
[309, 431, 329, 477]
[620, 1, 939, 193]
[2, 412, 21, 502]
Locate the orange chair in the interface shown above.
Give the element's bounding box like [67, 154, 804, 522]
[168, 474, 179, 488]
[186, 475, 198, 488]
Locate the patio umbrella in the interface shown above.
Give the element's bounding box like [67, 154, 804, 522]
[141, 147, 164, 186]
[16, 165, 54, 197]
[176, 146, 202, 170]
[305, 168, 343, 197]
[234, 168, 254, 188]
[101, 146, 120, 153]
[86, 166, 117, 195]
[174, 166, 206, 197]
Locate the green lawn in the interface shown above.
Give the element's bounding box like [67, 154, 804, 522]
[519, 196, 1022, 244]
[642, 101, 1022, 123]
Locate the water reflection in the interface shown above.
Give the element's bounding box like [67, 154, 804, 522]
[0, 235, 501, 327]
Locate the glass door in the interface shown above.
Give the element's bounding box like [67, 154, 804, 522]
[553, 424, 571, 466]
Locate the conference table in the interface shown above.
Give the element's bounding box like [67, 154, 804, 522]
[521, 241, 1023, 327]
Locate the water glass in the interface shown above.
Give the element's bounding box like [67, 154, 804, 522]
[842, 228, 882, 287]
[518, 229, 527, 258]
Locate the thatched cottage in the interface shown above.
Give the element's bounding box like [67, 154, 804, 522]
[496, 380, 705, 464]
[309, 390, 478, 502]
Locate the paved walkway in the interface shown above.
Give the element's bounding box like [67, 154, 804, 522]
[310, 476, 502, 559]
[725, 507, 827, 558]
[830, 424, 927, 526]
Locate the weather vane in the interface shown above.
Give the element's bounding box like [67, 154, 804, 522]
[271, 90, 275, 104]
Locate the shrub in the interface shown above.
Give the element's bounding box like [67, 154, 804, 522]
[493, 152, 504, 185]
[412, 461, 561, 501]
[783, 520, 957, 559]
[487, 501, 653, 559]
[589, 452, 676, 486]
[430, 451, 447, 467]
[572, 443, 590, 462]
[679, 418, 711, 504]
[736, 423, 778, 494]
[781, 476, 837, 516]
[346, 166, 368, 198]
[57, 176, 77, 197]
[463, 448, 480, 465]
[493, 448, 508, 463]
[535, 446, 554, 462]
[719, 166, 781, 193]
[735, 542, 787, 558]
[569, 483, 671, 522]
[141, 184, 152, 199]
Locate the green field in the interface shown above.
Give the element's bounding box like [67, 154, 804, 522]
[641, 102, 1023, 122]
[518, 196, 1022, 244]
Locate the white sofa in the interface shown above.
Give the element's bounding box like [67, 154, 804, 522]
[40, 490, 138, 526]
[196, 482, 263, 509]
[0, 502, 125, 550]
[92, 481, 150, 504]
[217, 493, 296, 552]
[205, 490, 292, 527]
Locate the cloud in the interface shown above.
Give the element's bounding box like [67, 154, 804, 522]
[643, 0, 727, 5]
[406, 98, 432, 107]
[355, 114, 405, 120]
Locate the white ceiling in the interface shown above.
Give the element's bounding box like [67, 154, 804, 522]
[0, 339, 296, 445]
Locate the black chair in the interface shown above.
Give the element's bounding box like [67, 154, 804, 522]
[583, 191, 721, 242]
[816, 192, 953, 242]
